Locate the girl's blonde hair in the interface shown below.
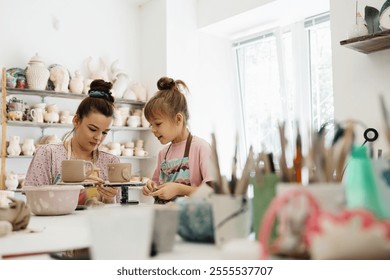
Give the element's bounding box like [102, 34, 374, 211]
[144, 76, 190, 124]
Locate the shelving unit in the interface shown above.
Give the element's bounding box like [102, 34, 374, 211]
[340, 29, 390, 54]
[0, 67, 151, 190]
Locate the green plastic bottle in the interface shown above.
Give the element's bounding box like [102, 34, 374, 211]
[344, 145, 384, 218]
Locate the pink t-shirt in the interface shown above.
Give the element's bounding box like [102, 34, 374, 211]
[24, 143, 119, 186]
[152, 135, 213, 186]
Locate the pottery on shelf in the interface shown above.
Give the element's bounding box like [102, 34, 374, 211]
[7, 136, 21, 156]
[111, 60, 130, 99]
[69, 70, 84, 94]
[22, 138, 36, 156]
[131, 82, 148, 102]
[380, 0, 390, 30]
[25, 53, 50, 90]
[5, 172, 19, 191]
[49, 65, 70, 93]
[348, 12, 369, 38]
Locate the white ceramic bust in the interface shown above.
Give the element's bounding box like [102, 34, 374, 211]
[49, 65, 70, 93]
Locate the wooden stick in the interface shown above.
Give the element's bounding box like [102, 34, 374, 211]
[1, 68, 7, 190]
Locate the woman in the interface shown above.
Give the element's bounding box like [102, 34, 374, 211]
[24, 79, 119, 204]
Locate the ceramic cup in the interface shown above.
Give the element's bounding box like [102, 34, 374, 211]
[122, 148, 134, 157]
[127, 115, 141, 128]
[61, 160, 94, 183]
[124, 141, 134, 148]
[107, 163, 132, 182]
[134, 148, 148, 157]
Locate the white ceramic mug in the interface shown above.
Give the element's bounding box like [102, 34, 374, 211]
[30, 108, 44, 123]
[134, 148, 148, 157]
[122, 148, 134, 157]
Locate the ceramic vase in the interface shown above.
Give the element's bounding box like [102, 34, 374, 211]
[348, 12, 369, 38]
[69, 70, 84, 94]
[112, 73, 129, 99]
[25, 53, 50, 90]
[7, 136, 21, 156]
[5, 172, 19, 191]
[22, 138, 36, 156]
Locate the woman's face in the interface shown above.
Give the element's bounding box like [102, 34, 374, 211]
[73, 112, 112, 151]
[148, 114, 181, 144]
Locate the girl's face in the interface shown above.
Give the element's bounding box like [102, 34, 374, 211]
[148, 113, 183, 144]
[73, 112, 112, 151]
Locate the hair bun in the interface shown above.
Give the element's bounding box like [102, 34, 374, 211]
[89, 79, 112, 92]
[88, 79, 114, 103]
[157, 77, 176, 90]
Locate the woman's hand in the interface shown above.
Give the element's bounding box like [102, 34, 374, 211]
[142, 180, 157, 196]
[83, 174, 117, 203]
[96, 186, 118, 203]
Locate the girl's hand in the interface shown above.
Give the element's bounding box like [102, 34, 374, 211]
[150, 182, 180, 200]
[142, 180, 157, 196]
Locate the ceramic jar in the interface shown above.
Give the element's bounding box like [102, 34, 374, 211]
[7, 136, 21, 156]
[348, 12, 369, 39]
[22, 138, 36, 156]
[25, 53, 50, 90]
[112, 72, 129, 99]
[69, 70, 84, 94]
[5, 172, 19, 191]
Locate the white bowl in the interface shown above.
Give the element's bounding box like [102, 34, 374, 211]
[22, 185, 83, 216]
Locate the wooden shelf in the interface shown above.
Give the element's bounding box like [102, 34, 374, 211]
[5, 88, 146, 106]
[340, 29, 390, 54]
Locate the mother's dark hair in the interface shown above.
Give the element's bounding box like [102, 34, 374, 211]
[75, 79, 115, 120]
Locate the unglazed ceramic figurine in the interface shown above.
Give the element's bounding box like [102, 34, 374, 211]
[49, 65, 70, 92]
[111, 60, 130, 99]
[69, 70, 84, 94]
[85, 56, 110, 81]
[22, 138, 36, 156]
[5, 172, 19, 191]
[7, 136, 21, 156]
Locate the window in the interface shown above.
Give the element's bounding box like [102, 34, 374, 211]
[234, 13, 333, 164]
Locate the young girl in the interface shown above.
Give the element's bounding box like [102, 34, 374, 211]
[142, 77, 213, 203]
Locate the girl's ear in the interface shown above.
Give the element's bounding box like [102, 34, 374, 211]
[175, 113, 184, 125]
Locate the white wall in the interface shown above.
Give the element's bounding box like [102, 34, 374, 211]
[0, 0, 149, 179]
[0, 0, 141, 80]
[330, 0, 390, 152]
[197, 0, 275, 28]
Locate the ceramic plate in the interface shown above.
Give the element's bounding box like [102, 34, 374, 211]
[6, 67, 26, 79]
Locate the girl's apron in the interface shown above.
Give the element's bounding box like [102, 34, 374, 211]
[155, 133, 192, 204]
